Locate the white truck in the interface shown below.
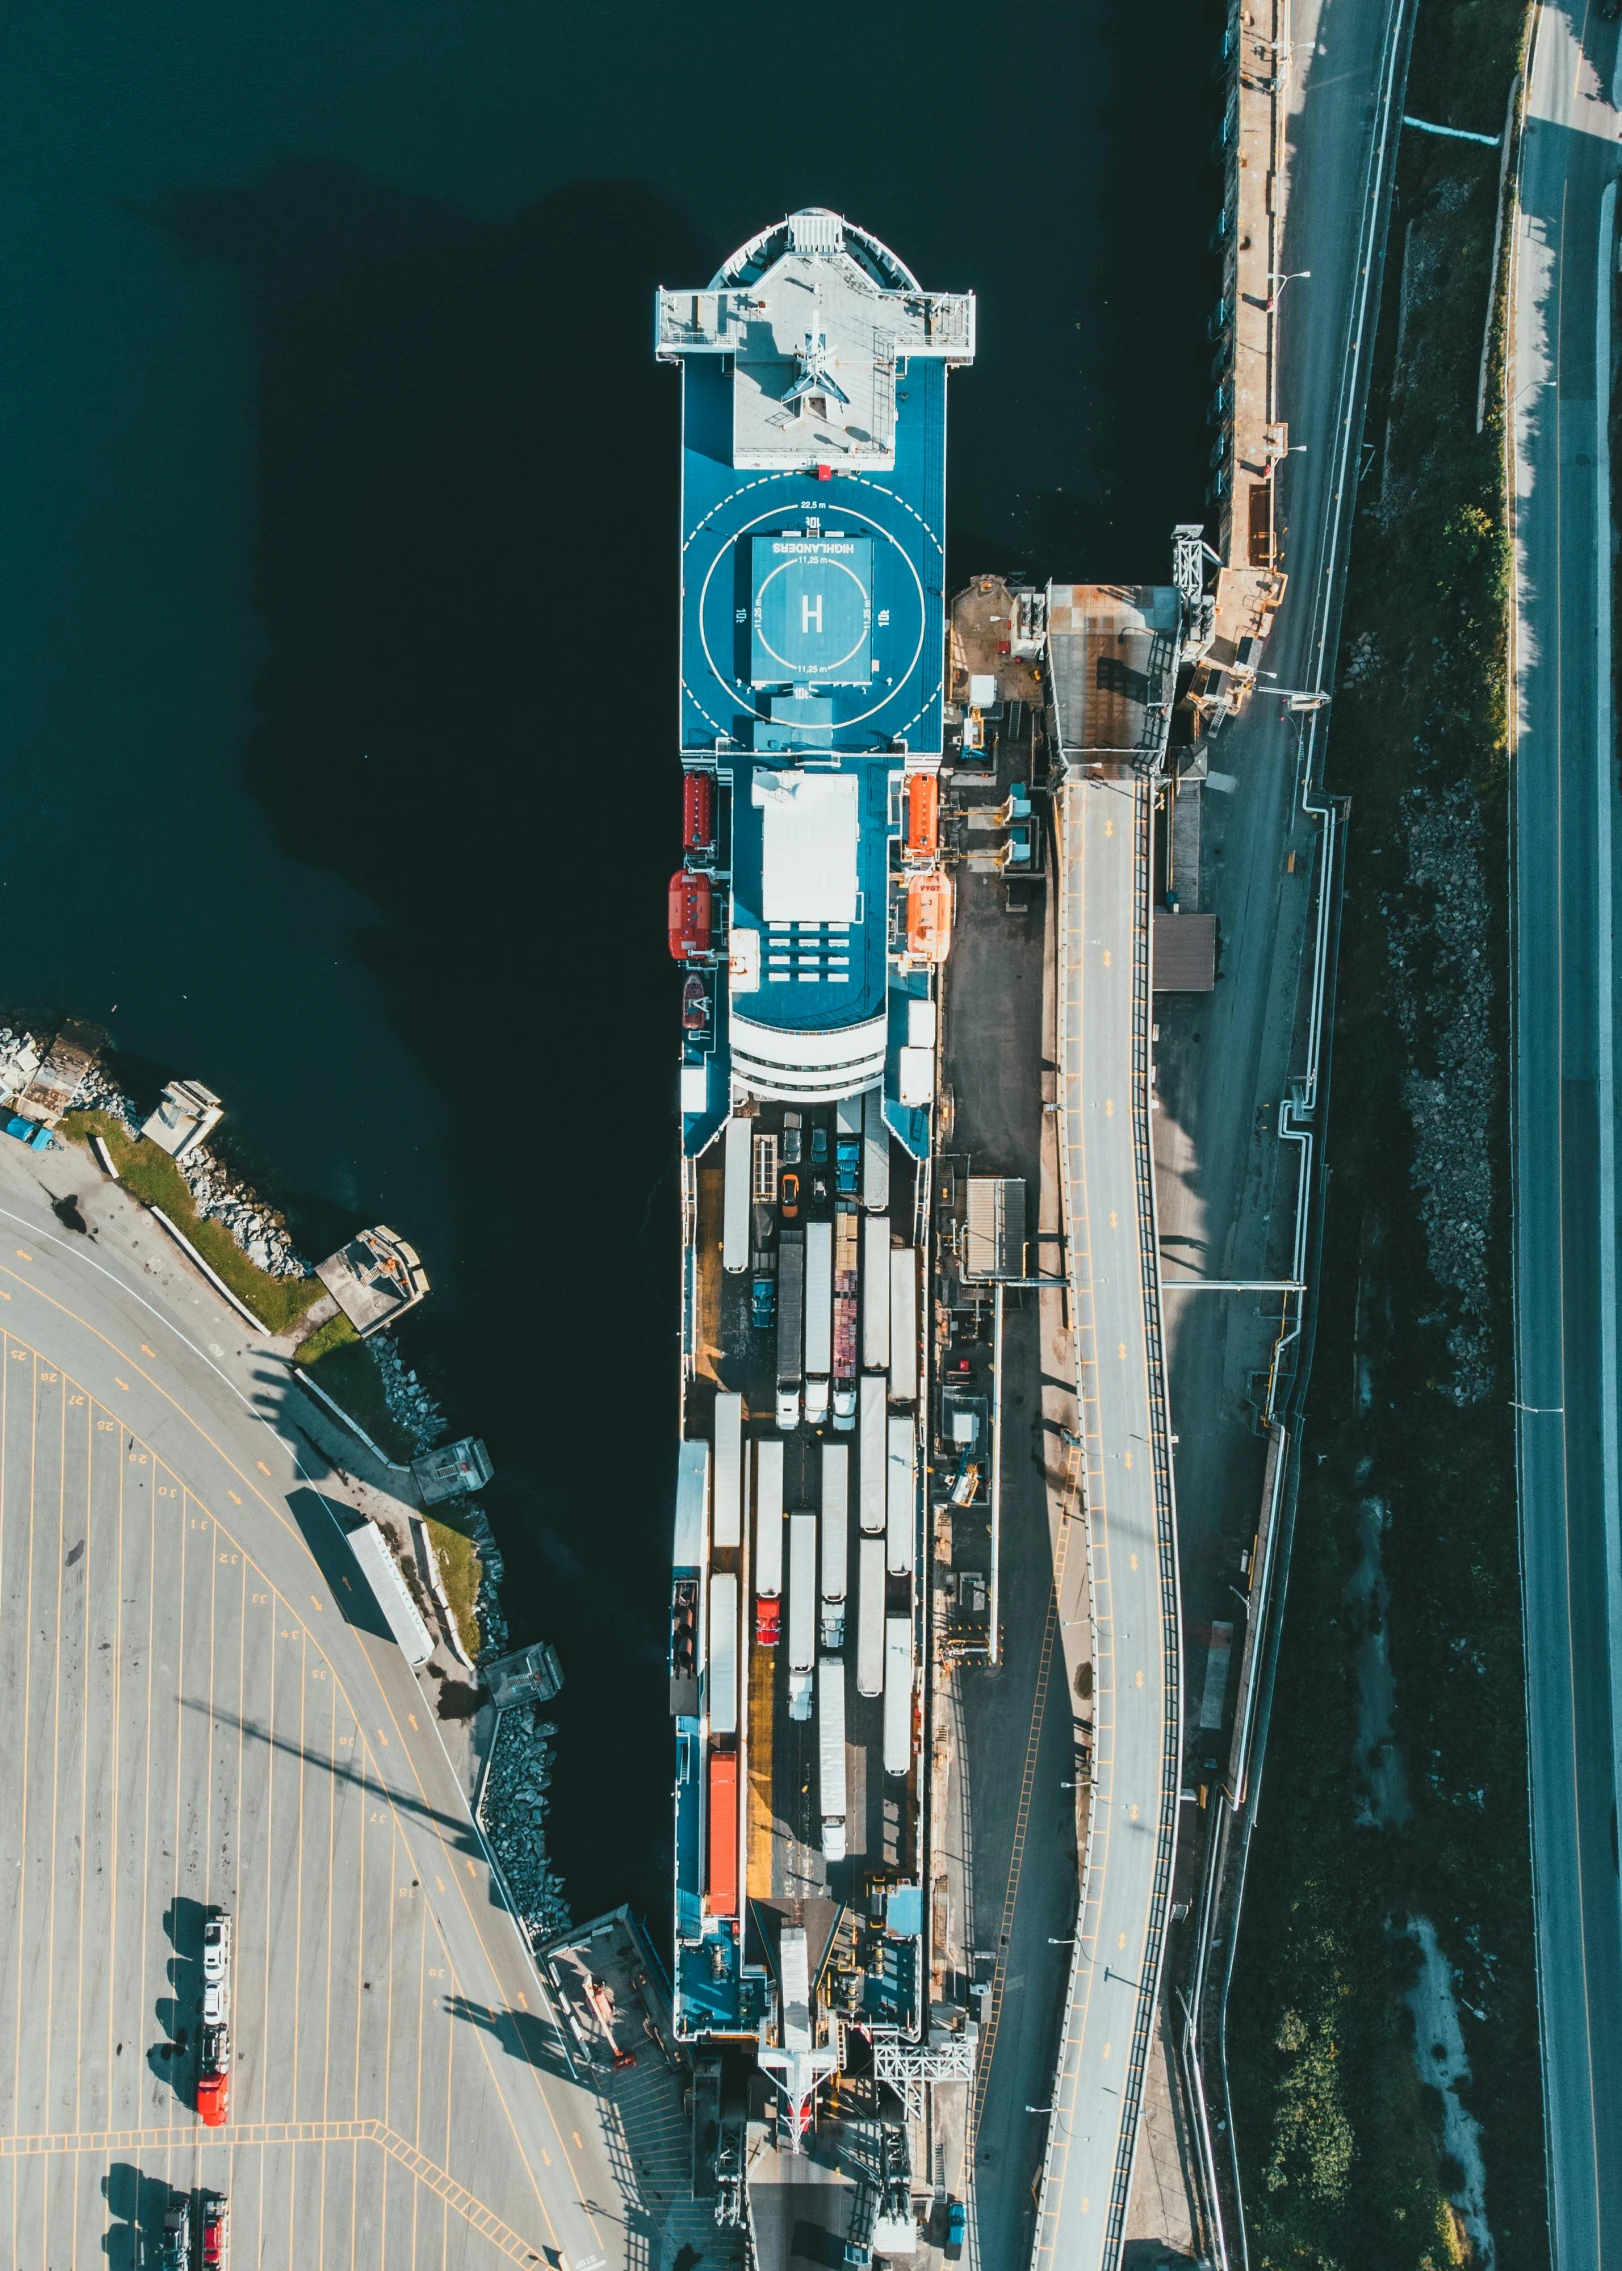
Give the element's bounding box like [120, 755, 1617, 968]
[803, 1220, 833, 1427]
[787, 1512, 817, 1721]
[818, 1656, 848, 1862]
[819, 1444, 848, 1649]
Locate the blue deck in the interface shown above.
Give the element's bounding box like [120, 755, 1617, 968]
[724, 755, 892, 1029]
[679, 360, 947, 760]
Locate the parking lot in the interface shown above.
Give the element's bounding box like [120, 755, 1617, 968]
[0, 1147, 682, 2270]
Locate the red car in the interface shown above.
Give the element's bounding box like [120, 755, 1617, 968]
[200, 2190, 228, 2267]
[780, 1170, 800, 1219]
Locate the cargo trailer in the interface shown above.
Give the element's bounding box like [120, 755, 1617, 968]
[788, 1512, 817, 1721]
[857, 1537, 886, 1696]
[820, 1444, 848, 1648]
[860, 1375, 887, 1533]
[818, 1657, 848, 1862]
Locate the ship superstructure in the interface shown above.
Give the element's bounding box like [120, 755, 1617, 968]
[659, 211, 973, 2223]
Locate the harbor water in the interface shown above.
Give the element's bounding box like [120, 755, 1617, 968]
[0, 0, 1219, 1923]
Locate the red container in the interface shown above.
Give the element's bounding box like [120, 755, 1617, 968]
[668, 869, 712, 960]
[682, 770, 714, 853]
[707, 1750, 739, 1915]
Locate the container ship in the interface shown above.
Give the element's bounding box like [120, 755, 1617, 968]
[657, 211, 975, 2237]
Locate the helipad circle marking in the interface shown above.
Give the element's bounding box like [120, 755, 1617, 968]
[691, 489, 928, 733]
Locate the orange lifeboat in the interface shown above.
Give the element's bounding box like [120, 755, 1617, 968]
[668, 868, 712, 960]
[904, 771, 939, 862]
[682, 769, 714, 854]
[906, 867, 954, 964]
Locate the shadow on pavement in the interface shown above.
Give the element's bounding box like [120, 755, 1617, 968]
[285, 1485, 395, 1643]
[102, 2163, 179, 2268]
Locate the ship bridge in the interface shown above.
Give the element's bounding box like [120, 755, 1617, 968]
[661, 210, 974, 1148]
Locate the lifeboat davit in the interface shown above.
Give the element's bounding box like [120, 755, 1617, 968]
[682, 769, 714, 854]
[904, 771, 939, 862]
[668, 868, 712, 960]
[906, 867, 954, 964]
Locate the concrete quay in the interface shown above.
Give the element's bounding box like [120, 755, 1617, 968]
[0, 1130, 687, 2270]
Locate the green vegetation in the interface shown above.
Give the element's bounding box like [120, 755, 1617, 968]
[1227, 5, 1545, 2268]
[426, 1516, 481, 1660]
[60, 1109, 322, 1336]
[294, 1335, 419, 1466]
[291, 1309, 358, 1365]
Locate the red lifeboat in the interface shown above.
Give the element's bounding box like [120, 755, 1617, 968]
[682, 769, 714, 854]
[668, 868, 712, 960]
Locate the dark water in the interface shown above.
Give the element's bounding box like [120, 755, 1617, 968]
[0, 2, 1219, 1924]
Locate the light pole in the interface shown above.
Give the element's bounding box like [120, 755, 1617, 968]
[1266, 267, 1311, 312]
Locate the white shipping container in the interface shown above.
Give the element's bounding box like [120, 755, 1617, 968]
[788, 1513, 818, 1674]
[708, 1574, 739, 1736]
[862, 1088, 891, 1212]
[883, 1617, 913, 1777]
[712, 1393, 743, 1550]
[820, 1444, 849, 1602]
[889, 1248, 918, 1404]
[755, 1439, 784, 1596]
[857, 1536, 886, 1695]
[859, 1376, 887, 1534]
[886, 1416, 916, 1575]
[862, 1215, 891, 1370]
[818, 1657, 848, 1860]
[804, 1220, 833, 1378]
[722, 1116, 751, 1274]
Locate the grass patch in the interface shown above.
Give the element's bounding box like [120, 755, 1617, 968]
[60, 1109, 322, 1336]
[426, 1516, 481, 1660]
[1226, 6, 1545, 2267]
[292, 1309, 358, 1366]
[295, 1336, 418, 1465]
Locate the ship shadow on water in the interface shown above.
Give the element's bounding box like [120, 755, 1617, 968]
[158, 164, 712, 1930]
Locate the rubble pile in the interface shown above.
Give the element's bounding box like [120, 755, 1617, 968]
[1386, 781, 1496, 1403]
[175, 1153, 305, 1277]
[478, 1705, 569, 1943]
[368, 1334, 447, 1452]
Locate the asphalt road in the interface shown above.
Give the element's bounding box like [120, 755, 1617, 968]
[1031, 777, 1178, 2271]
[935, 849, 1085, 2270]
[1509, 8, 1622, 2259]
[0, 1136, 671, 2270]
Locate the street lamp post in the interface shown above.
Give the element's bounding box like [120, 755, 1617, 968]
[1266, 267, 1311, 311]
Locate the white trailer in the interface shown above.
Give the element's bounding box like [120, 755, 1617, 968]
[722, 1115, 751, 1274]
[886, 1416, 916, 1575]
[862, 1215, 891, 1371]
[805, 1219, 833, 1380]
[788, 1512, 817, 1721]
[857, 1536, 886, 1696]
[883, 1616, 913, 1778]
[820, 1443, 849, 1648]
[755, 1438, 784, 1597]
[818, 1657, 848, 1861]
[708, 1573, 739, 1736]
[889, 1247, 918, 1404]
[859, 1374, 887, 1534]
[862, 1088, 891, 1212]
[712, 1392, 743, 1550]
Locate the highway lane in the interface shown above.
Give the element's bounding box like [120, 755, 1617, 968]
[0, 1139, 665, 2269]
[1031, 776, 1179, 2271]
[1509, 6, 1622, 2259]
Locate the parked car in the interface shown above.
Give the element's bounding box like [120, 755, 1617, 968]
[200, 2189, 228, 2268]
[780, 1171, 801, 1220]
